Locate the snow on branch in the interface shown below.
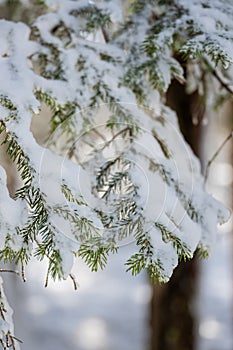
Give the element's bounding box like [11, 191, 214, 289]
[0, 0, 232, 344]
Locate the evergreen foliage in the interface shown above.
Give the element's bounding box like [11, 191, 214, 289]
[0, 0, 232, 347]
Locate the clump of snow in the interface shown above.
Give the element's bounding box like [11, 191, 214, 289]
[0, 166, 27, 250]
[0, 277, 15, 345]
[149, 226, 178, 281]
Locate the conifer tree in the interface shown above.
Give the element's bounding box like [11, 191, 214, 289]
[0, 0, 232, 347]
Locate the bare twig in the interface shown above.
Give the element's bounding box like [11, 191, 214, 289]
[45, 268, 49, 288]
[21, 263, 26, 282]
[69, 273, 79, 290]
[212, 70, 233, 95]
[10, 335, 23, 344]
[204, 131, 233, 183]
[92, 127, 107, 142]
[203, 58, 233, 95]
[101, 27, 110, 43]
[9, 334, 23, 350]
[0, 269, 19, 275]
[100, 127, 131, 150]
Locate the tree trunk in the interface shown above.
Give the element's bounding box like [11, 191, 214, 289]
[150, 79, 203, 350]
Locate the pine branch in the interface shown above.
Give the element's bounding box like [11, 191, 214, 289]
[0, 0, 231, 308]
[78, 237, 118, 272]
